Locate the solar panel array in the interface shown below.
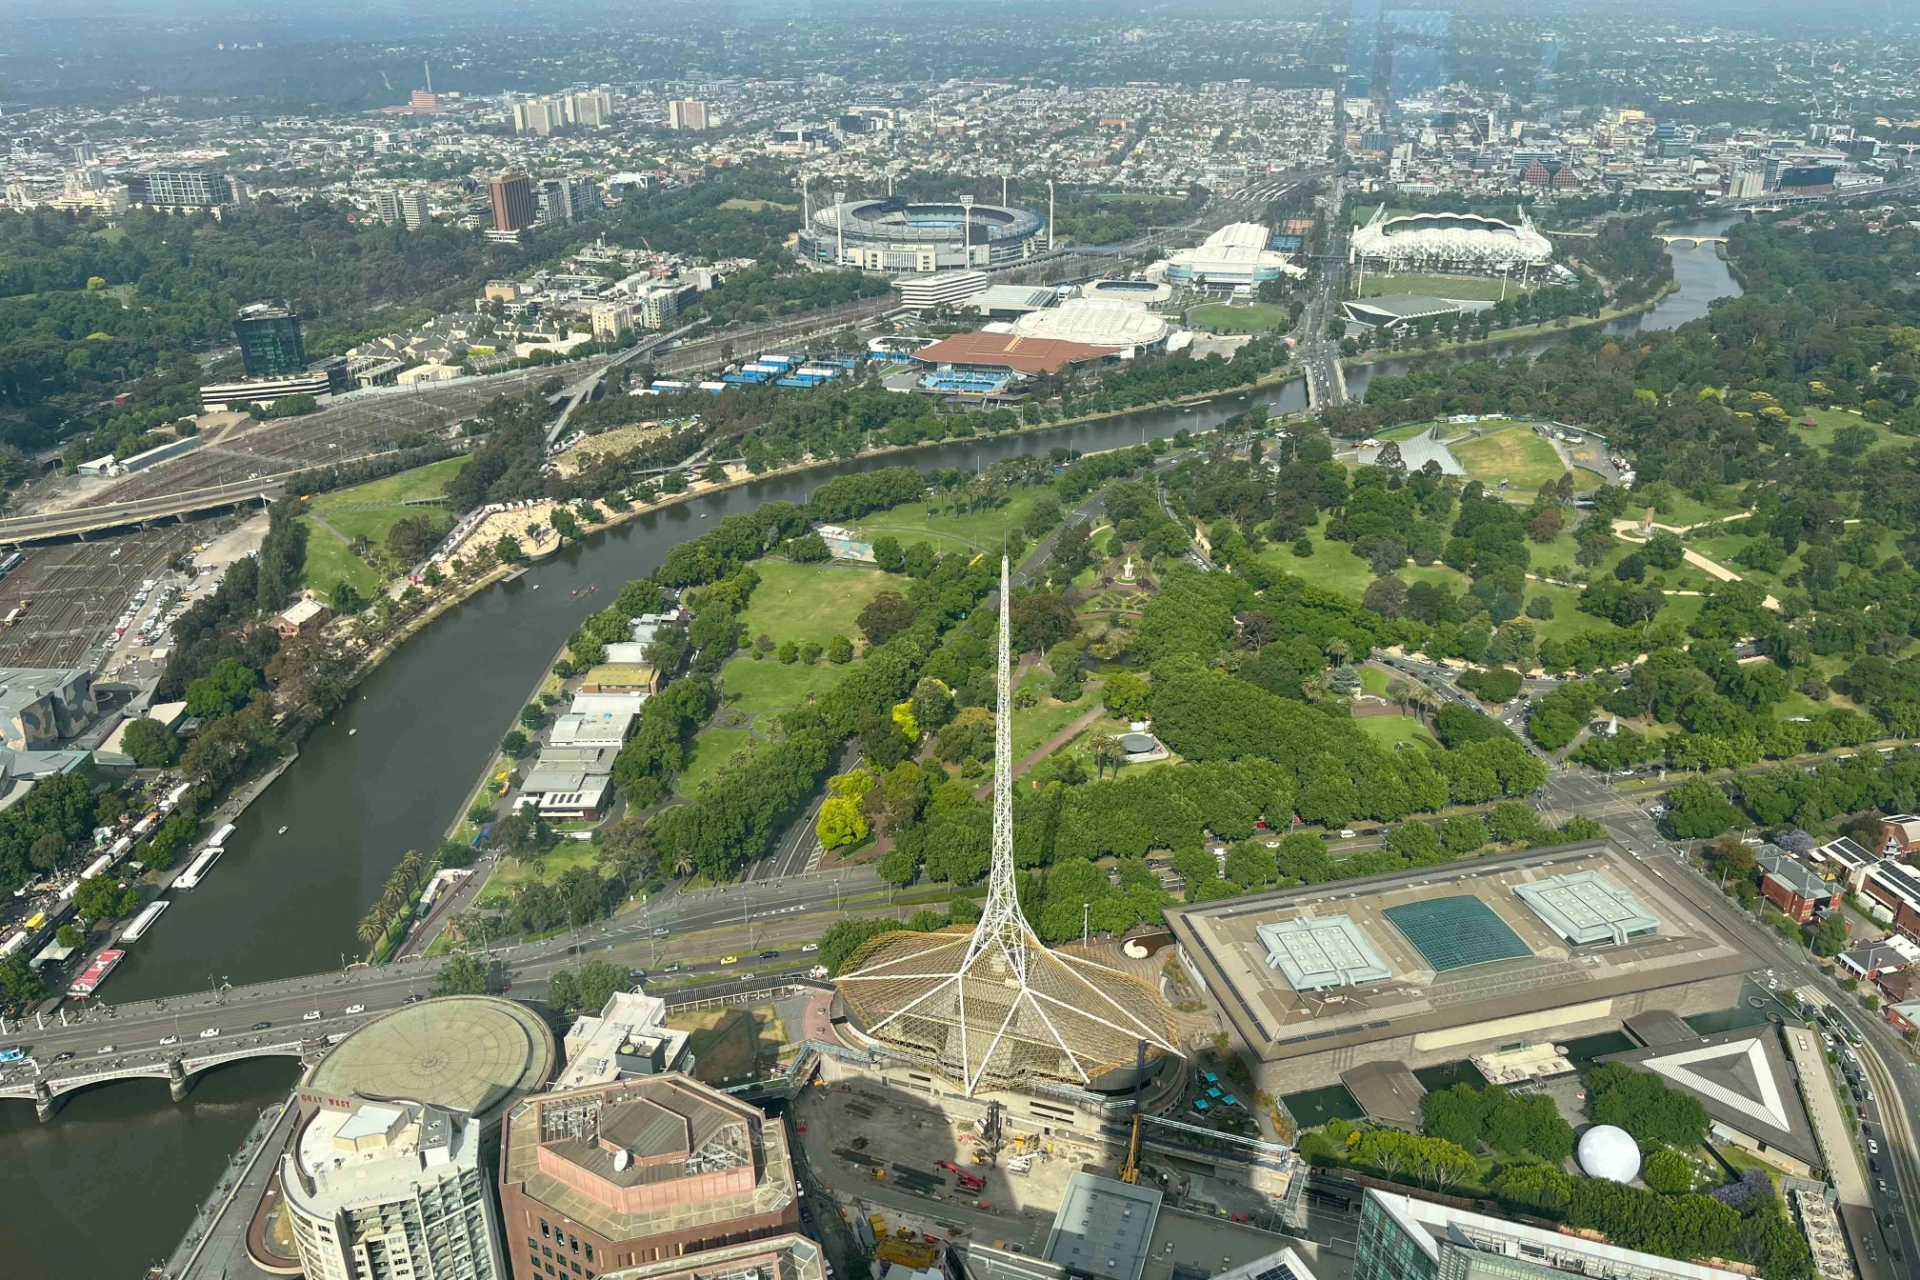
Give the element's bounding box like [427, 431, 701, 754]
[1384, 896, 1533, 972]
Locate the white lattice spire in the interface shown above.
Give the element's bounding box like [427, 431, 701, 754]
[835, 556, 1179, 1096]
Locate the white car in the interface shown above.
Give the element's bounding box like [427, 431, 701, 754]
[1870, 1139, 1881, 1154]
[199, 1028, 220, 1039]
[303, 1010, 322, 1021]
[1338, 829, 1357, 839]
[96, 1044, 116, 1055]
[159, 1035, 179, 1046]
[344, 1004, 365, 1015]
[801, 943, 819, 953]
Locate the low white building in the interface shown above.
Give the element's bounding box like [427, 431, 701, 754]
[555, 991, 694, 1089]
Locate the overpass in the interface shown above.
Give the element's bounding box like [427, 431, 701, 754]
[0, 475, 293, 546]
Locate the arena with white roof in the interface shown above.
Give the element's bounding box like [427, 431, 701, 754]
[1350, 206, 1555, 274]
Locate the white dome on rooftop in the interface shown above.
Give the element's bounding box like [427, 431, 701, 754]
[1577, 1124, 1641, 1183]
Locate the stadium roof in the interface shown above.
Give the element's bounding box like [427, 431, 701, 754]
[1010, 298, 1169, 348]
[912, 332, 1119, 376]
[1384, 896, 1531, 972]
[1256, 916, 1391, 991]
[1514, 871, 1659, 946]
[1350, 206, 1554, 271]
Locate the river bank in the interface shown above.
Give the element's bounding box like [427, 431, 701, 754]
[0, 214, 1747, 1280]
[1339, 279, 1681, 369]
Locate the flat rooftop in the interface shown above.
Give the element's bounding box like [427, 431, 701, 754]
[1165, 841, 1755, 1066]
[1043, 1173, 1162, 1280]
[1514, 870, 1659, 946]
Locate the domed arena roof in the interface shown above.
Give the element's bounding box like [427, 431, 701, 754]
[306, 994, 555, 1125]
[1577, 1124, 1642, 1183]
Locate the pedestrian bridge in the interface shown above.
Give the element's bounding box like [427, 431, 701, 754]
[0, 1039, 323, 1118]
[1656, 235, 1728, 247]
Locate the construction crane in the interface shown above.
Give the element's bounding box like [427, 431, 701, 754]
[1118, 1113, 1143, 1185]
[1117, 1038, 1148, 1184]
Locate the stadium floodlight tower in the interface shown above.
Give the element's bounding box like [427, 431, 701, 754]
[835, 558, 1180, 1096]
[959, 194, 975, 266]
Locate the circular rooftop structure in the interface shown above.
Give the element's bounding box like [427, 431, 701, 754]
[1576, 1124, 1642, 1183]
[801, 198, 1045, 271]
[1010, 297, 1170, 349]
[305, 995, 555, 1125]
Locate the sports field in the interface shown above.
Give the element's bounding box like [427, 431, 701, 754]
[1356, 274, 1531, 302]
[1188, 302, 1291, 334]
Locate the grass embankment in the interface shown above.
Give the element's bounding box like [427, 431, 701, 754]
[299, 456, 469, 599]
[846, 488, 1045, 557]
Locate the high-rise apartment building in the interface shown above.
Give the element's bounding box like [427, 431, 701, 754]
[513, 97, 564, 136]
[1353, 1189, 1751, 1280]
[667, 99, 708, 131]
[72, 142, 97, 165]
[489, 172, 537, 234]
[372, 189, 402, 224]
[399, 188, 432, 230]
[233, 304, 307, 379]
[284, 1097, 504, 1280]
[566, 90, 614, 128]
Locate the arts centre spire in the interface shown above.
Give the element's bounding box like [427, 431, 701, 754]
[835, 558, 1179, 1096]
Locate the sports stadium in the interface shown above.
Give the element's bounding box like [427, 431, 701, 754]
[1350, 206, 1555, 275]
[1166, 841, 1756, 1092]
[800, 197, 1046, 273]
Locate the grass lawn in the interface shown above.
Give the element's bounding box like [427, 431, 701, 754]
[1522, 583, 1628, 644]
[1011, 684, 1102, 762]
[474, 839, 605, 908]
[1450, 427, 1568, 496]
[1769, 690, 1825, 722]
[1360, 667, 1394, 696]
[1188, 302, 1291, 334]
[300, 527, 382, 600]
[309, 456, 468, 511]
[718, 197, 796, 212]
[1257, 525, 1375, 598]
[736, 559, 891, 650]
[848, 488, 1045, 557]
[1356, 714, 1438, 749]
[1356, 273, 1532, 302]
[299, 456, 467, 597]
[1527, 532, 1582, 576]
[1642, 487, 1747, 528]
[1378, 420, 1441, 441]
[1790, 407, 1887, 453]
[720, 653, 852, 719]
[680, 727, 756, 795]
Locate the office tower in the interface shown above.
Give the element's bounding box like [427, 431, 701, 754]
[372, 189, 402, 224]
[667, 99, 708, 131]
[489, 172, 536, 233]
[233, 304, 307, 379]
[123, 169, 233, 209]
[497, 1071, 799, 1279]
[399, 187, 432, 230]
[538, 178, 574, 226]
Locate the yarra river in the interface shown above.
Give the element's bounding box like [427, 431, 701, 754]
[0, 220, 1742, 1279]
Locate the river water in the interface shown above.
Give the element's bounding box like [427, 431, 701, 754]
[0, 217, 1744, 1280]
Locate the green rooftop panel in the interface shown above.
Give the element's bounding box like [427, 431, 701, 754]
[1384, 895, 1532, 972]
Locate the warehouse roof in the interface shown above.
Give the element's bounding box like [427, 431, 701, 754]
[1044, 1173, 1163, 1280]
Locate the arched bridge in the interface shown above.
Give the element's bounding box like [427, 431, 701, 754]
[1656, 235, 1728, 248]
[0, 1038, 326, 1119]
